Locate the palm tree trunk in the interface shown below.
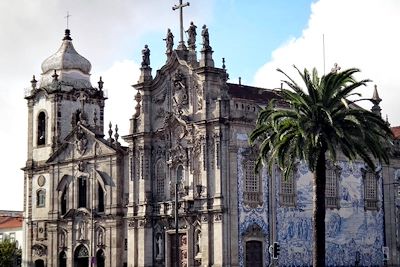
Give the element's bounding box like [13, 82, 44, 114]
[313, 149, 326, 267]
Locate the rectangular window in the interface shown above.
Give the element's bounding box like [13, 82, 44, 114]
[243, 160, 262, 207]
[364, 171, 378, 210]
[280, 170, 296, 207]
[326, 168, 339, 208]
[9, 232, 15, 243]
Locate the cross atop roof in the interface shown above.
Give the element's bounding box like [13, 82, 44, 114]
[172, 0, 190, 50]
[65, 11, 71, 29]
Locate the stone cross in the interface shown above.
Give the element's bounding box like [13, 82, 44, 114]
[65, 11, 71, 29]
[331, 63, 341, 74]
[172, 0, 190, 50]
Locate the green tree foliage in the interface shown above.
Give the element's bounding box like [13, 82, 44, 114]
[0, 238, 21, 267]
[249, 67, 392, 267]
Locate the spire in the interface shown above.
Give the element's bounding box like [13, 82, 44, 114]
[371, 84, 382, 116]
[372, 84, 382, 104]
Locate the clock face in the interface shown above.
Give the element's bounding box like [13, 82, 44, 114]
[37, 175, 46, 187]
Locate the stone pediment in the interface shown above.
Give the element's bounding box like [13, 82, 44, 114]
[47, 125, 117, 164]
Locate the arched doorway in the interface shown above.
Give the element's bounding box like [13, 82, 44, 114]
[96, 249, 105, 267]
[74, 244, 89, 267]
[59, 251, 67, 267]
[34, 259, 45, 267]
[245, 240, 262, 267]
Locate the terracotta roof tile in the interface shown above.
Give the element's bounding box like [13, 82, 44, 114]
[0, 216, 23, 229]
[227, 83, 279, 103]
[392, 126, 400, 139]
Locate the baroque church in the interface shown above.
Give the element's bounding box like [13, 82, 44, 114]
[22, 10, 400, 267]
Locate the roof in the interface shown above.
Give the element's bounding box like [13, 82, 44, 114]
[392, 126, 400, 139]
[0, 216, 23, 230]
[227, 83, 279, 103]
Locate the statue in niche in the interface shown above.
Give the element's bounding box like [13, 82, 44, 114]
[155, 233, 163, 258]
[59, 231, 66, 248]
[78, 221, 85, 240]
[98, 229, 104, 245]
[141, 44, 150, 68]
[195, 230, 201, 255]
[164, 28, 174, 54]
[186, 21, 197, 49]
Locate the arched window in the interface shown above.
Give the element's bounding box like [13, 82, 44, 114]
[37, 112, 46, 146]
[155, 161, 165, 201]
[96, 249, 105, 267]
[59, 251, 67, 267]
[61, 187, 67, 215]
[78, 177, 87, 208]
[37, 189, 46, 207]
[98, 182, 104, 212]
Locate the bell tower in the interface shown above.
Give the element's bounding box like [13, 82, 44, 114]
[24, 29, 106, 166]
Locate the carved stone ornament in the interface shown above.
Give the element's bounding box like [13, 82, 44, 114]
[172, 70, 188, 114]
[214, 213, 223, 222]
[32, 244, 47, 257]
[75, 127, 88, 156]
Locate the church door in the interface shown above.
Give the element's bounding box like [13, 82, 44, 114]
[34, 259, 45, 267]
[74, 244, 89, 267]
[245, 241, 263, 267]
[170, 233, 188, 267]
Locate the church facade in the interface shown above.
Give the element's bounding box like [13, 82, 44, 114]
[22, 22, 400, 267]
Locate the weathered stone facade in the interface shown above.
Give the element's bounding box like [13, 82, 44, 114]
[23, 26, 400, 267]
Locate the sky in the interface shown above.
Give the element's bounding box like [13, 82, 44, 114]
[0, 0, 399, 211]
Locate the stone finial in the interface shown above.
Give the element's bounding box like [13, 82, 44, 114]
[63, 29, 72, 41]
[52, 70, 59, 81]
[141, 45, 151, 68]
[331, 63, 341, 74]
[108, 122, 113, 141]
[222, 58, 226, 70]
[31, 75, 37, 89]
[114, 124, 119, 143]
[98, 76, 104, 90]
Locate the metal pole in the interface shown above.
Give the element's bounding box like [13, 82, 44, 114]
[179, 0, 184, 46]
[175, 182, 179, 267]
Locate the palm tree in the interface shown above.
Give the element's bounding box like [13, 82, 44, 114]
[249, 67, 392, 267]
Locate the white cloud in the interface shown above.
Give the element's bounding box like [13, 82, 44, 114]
[253, 0, 400, 125]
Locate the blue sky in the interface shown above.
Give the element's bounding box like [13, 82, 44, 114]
[0, 0, 399, 210]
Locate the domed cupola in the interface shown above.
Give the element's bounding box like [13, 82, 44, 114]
[40, 29, 92, 89]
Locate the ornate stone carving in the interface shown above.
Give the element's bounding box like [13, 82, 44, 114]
[75, 127, 88, 156]
[196, 83, 203, 110]
[214, 213, 223, 222]
[172, 70, 188, 115]
[32, 244, 47, 257]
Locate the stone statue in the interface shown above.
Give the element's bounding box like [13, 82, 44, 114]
[78, 221, 85, 240]
[98, 230, 104, 245]
[156, 234, 162, 258]
[163, 29, 174, 54]
[186, 21, 197, 49]
[201, 24, 210, 51]
[141, 45, 150, 67]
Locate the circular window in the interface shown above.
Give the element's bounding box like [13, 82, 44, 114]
[37, 176, 46, 187]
